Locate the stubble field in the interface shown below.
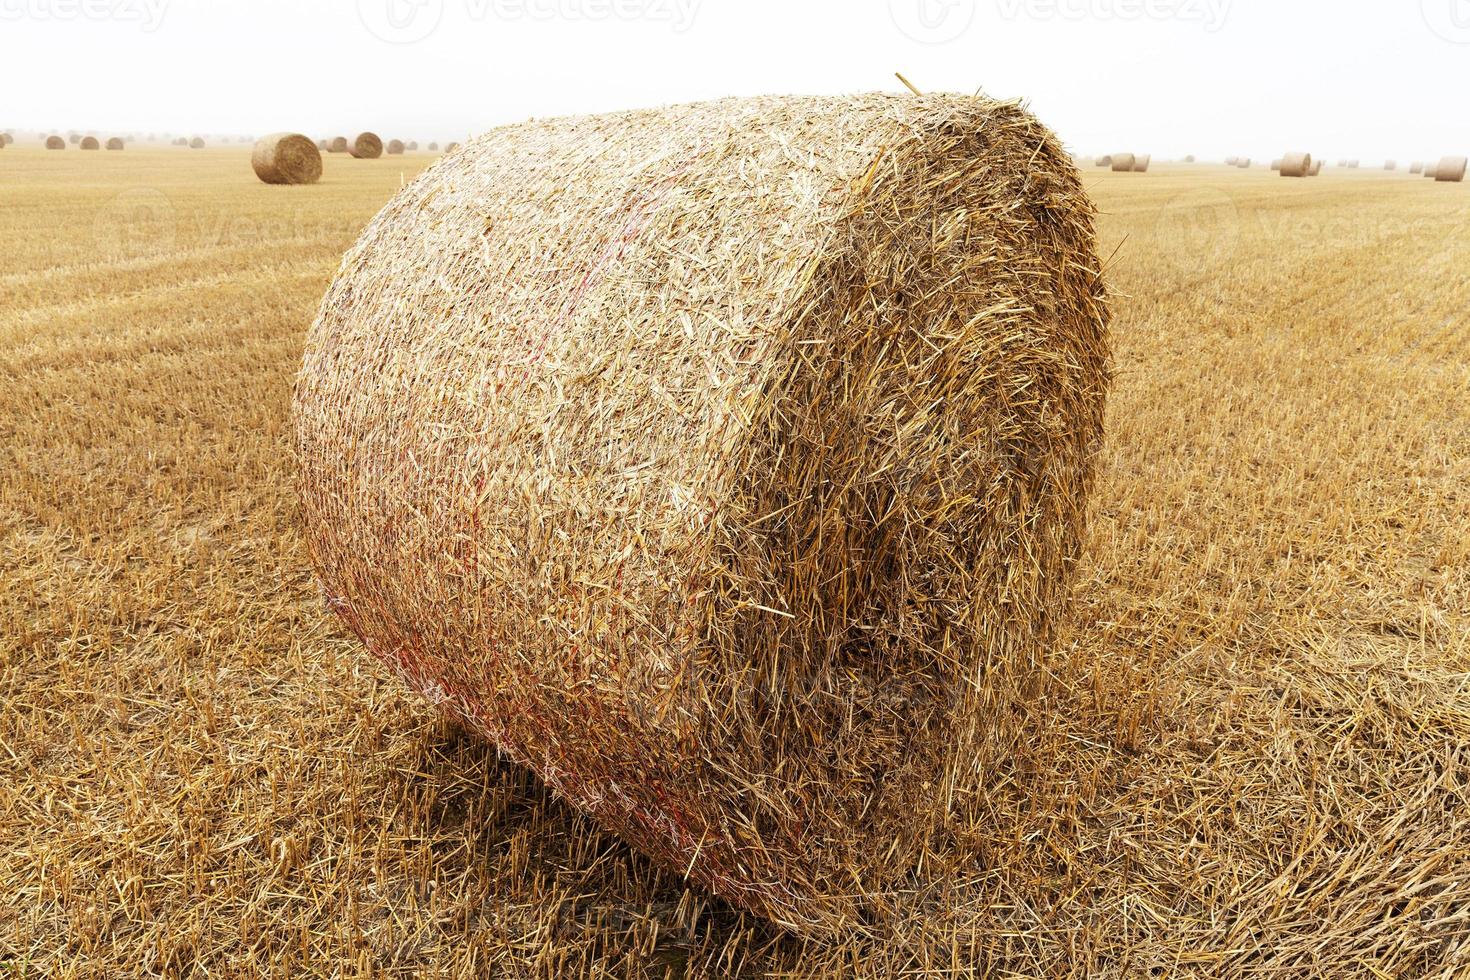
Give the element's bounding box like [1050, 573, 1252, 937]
[2, 146, 1467, 978]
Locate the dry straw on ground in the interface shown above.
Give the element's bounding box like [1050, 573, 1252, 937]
[1280, 151, 1311, 178]
[295, 92, 1111, 937]
[251, 133, 324, 186]
[1435, 155, 1467, 182]
[350, 132, 383, 159]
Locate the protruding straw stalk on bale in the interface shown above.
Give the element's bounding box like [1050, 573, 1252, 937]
[1434, 156, 1467, 182]
[350, 132, 383, 159]
[386, 139, 405, 155]
[1111, 152, 1136, 171]
[46, 136, 64, 149]
[252, 133, 324, 185]
[1279, 152, 1311, 178]
[80, 136, 100, 150]
[295, 93, 1112, 938]
[1132, 154, 1151, 172]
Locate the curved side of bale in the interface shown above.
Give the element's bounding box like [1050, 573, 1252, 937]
[252, 132, 324, 185]
[80, 136, 100, 150]
[1434, 156, 1467, 182]
[1132, 154, 1151, 172]
[46, 136, 65, 149]
[295, 93, 1111, 937]
[1237, 158, 1251, 168]
[1280, 151, 1311, 177]
[1110, 153, 1135, 171]
[1308, 159, 1322, 176]
[386, 139, 405, 155]
[351, 132, 384, 159]
[427, 141, 439, 151]
[105, 137, 124, 150]
[329, 137, 349, 153]
[190, 137, 205, 149]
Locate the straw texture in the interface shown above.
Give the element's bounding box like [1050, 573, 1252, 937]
[295, 92, 1111, 937]
[80, 136, 100, 150]
[1111, 153, 1136, 172]
[1131, 154, 1151, 172]
[329, 137, 349, 153]
[252, 133, 324, 185]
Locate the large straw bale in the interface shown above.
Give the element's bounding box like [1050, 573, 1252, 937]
[295, 93, 1111, 935]
[252, 133, 324, 185]
[1280, 151, 1311, 177]
[1111, 152, 1136, 171]
[1434, 155, 1467, 182]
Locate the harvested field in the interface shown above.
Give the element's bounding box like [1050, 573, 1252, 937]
[1, 149, 1468, 978]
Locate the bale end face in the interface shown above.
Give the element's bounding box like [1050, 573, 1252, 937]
[350, 132, 384, 159]
[252, 133, 324, 185]
[295, 93, 1110, 937]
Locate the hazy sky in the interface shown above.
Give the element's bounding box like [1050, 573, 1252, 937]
[3, 0, 1466, 162]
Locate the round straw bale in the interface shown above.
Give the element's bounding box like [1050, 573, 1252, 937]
[1410, 161, 1423, 174]
[105, 137, 124, 150]
[329, 137, 349, 153]
[1270, 159, 1281, 171]
[295, 93, 1111, 936]
[1096, 154, 1111, 166]
[350, 132, 383, 159]
[1280, 151, 1311, 177]
[1308, 159, 1322, 176]
[68, 133, 81, 144]
[316, 138, 328, 151]
[80, 136, 100, 150]
[46, 135, 65, 149]
[1110, 152, 1136, 171]
[252, 132, 323, 185]
[1424, 165, 1437, 179]
[1, 133, 12, 146]
[1434, 155, 1467, 182]
[406, 140, 418, 151]
[1183, 154, 1196, 163]
[1131, 153, 1151, 172]
[1237, 158, 1251, 168]
[386, 139, 405, 155]
[1385, 160, 1397, 171]
[1225, 156, 1238, 166]
[444, 141, 460, 152]
[190, 137, 205, 149]
[427, 141, 439, 151]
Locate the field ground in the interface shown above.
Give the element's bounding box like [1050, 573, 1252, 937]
[2, 147, 1468, 977]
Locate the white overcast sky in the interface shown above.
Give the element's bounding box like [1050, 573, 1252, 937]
[2, 0, 1466, 162]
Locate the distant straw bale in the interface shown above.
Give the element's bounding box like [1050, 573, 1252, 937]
[252, 133, 324, 185]
[1111, 153, 1136, 171]
[350, 132, 383, 159]
[1280, 152, 1311, 178]
[1434, 156, 1466, 182]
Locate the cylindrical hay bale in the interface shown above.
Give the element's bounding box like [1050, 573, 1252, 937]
[427, 141, 439, 151]
[329, 137, 349, 153]
[444, 141, 460, 152]
[1096, 154, 1112, 167]
[316, 138, 329, 151]
[1225, 156, 1238, 166]
[1271, 159, 1282, 171]
[350, 132, 383, 159]
[1348, 160, 1360, 169]
[1425, 166, 1438, 179]
[1308, 159, 1322, 176]
[46, 136, 65, 149]
[386, 139, 405, 155]
[105, 137, 124, 150]
[295, 93, 1111, 936]
[252, 133, 324, 185]
[1280, 151, 1311, 178]
[1385, 160, 1397, 171]
[80, 136, 100, 150]
[1111, 152, 1136, 171]
[1131, 153, 1151, 172]
[406, 140, 418, 151]
[68, 133, 81, 144]
[1237, 158, 1251, 168]
[190, 137, 205, 149]
[1183, 154, 1196, 163]
[1411, 162, 1423, 174]
[1434, 156, 1467, 182]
